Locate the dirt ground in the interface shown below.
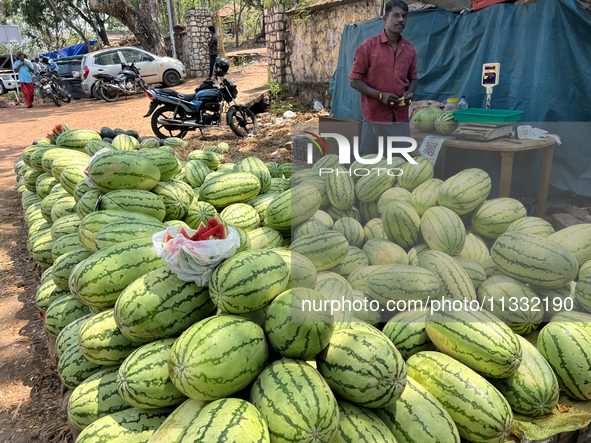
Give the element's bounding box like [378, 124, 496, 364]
[0, 62, 320, 442]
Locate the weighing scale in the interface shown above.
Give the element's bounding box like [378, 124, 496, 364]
[451, 63, 521, 141]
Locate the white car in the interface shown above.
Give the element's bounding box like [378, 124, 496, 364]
[80, 47, 187, 98]
[0, 71, 17, 94]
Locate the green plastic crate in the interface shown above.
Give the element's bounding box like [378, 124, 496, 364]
[453, 108, 524, 124]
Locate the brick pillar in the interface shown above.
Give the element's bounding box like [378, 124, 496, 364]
[185, 7, 213, 78]
[265, 5, 288, 85]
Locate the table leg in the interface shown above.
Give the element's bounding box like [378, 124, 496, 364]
[440, 145, 448, 179]
[499, 151, 514, 197]
[536, 144, 554, 217]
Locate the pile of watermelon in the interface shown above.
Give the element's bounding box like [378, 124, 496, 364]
[13, 123, 591, 443]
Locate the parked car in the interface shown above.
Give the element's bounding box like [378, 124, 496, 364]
[0, 55, 17, 94]
[80, 47, 187, 99]
[54, 55, 86, 99]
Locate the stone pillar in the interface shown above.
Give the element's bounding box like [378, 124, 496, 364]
[185, 7, 214, 78]
[265, 5, 288, 85]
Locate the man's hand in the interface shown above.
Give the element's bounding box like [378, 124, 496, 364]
[380, 92, 400, 107]
[403, 91, 414, 101]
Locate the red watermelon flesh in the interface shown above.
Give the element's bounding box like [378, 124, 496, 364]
[178, 227, 192, 239]
[198, 224, 228, 240]
[207, 215, 223, 230]
[190, 222, 208, 240]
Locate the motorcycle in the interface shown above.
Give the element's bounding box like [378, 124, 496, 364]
[143, 58, 257, 139]
[93, 61, 148, 103]
[37, 70, 71, 107]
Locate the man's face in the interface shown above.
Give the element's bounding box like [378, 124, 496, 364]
[17, 54, 24, 61]
[383, 7, 408, 34]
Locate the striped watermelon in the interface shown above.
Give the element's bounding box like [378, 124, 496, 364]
[310, 209, 334, 228]
[278, 250, 317, 289]
[52, 247, 93, 290]
[325, 205, 362, 223]
[359, 200, 380, 225]
[247, 193, 280, 223]
[367, 264, 439, 305]
[51, 231, 82, 258]
[471, 198, 527, 239]
[36, 174, 59, 199]
[580, 260, 591, 279]
[71, 238, 165, 308]
[58, 341, 105, 390]
[199, 172, 261, 209]
[247, 226, 283, 249]
[301, 178, 329, 207]
[355, 169, 396, 202]
[55, 313, 93, 356]
[41, 148, 88, 174]
[76, 189, 103, 220]
[75, 407, 172, 443]
[382, 309, 436, 359]
[183, 201, 217, 230]
[88, 150, 160, 192]
[250, 359, 339, 443]
[333, 217, 364, 248]
[220, 203, 260, 231]
[29, 146, 57, 171]
[337, 401, 397, 443]
[347, 265, 386, 292]
[535, 283, 577, 321]
[98, 190, 166, 221]
[95, 220, 166, 250]
[506, 216, 555, 238]
[169, 315, 268, 400]
[491, 231, 578, 288]
[68, 367, 131, 430]
[264, 288, 334, 359]
[234, 157, 272, 194]
[44, 294, 91, 337]
[267, 185, 321, 233]
[575, 273, 591, 315]
[376, 376, 460, 443]
[73, 180, 93, 202]
[426, 308, 523, 378]
[209, 250, 289, 313]
[177, 398, 269, 442]
[438, 169, 491, 215]
[491, 335, 559, 416]
[233, 226, 252, 253]
[317, 329, 407, 408]
[24, 168, 44, 192]
[57, 128, 101, 149]
[538, 322, 591, 400]
[164, 137, 184, 148]
[188, 150, 222, 169]
[291, 169, 322, 187]
[362, 238, 408, 266]
[398, 156, 434, 191]
[40, 266, 54, 285]
[51, 194, 77, 221]
[290, 231, 349, 271]
[84, 139, 114, 156]
[137, 148, 181, 181]
[312, 154, 339, 172]
[328, 246, 369, 277]
[270, 177, 291, 192]
[23, 190, 43, 210]
[117, 338, 186, 408]
[293, 219, 328, 239]
[418, 250, 477, 301]
[477, 275, 543, 334]
[381, 200, 421, 249]
[60, 166, 86, 195]
[327, 165, 356, 210]
[364, 218, 386, 242]
[407, 351, 513, 443]
[52, 157, 88, 181]
[114, 265, 214, 343]
[78, 309, 142, 366]
[313, 277, 354, 323]
[29, 229, 54, 268]
[547, 223, 591, 267]
[147, 398, 210, 443]
[112, 133, 140, 151]
[150, 181, 193, 221]
[266, 161, 282, 178]
[41, 191, 66, 221]
[456, 231, 490, 265]
[36, 281, 69, 314]
[420, 206, 466, 255]
[483, 256, 504, 279]
[453, 257, 487, 290]
[408, 178, 443, 217]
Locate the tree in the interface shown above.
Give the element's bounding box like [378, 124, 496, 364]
[89, 0, 167, 55]
[46, 0, 92, 51]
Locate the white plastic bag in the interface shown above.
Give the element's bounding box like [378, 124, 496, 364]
[152, 225, 240, 286]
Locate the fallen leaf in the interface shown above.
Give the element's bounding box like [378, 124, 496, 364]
[557, 403, 569, 413]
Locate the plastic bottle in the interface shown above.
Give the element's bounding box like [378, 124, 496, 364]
[458, 96, 468, 110]
[443, 98, 459, 112]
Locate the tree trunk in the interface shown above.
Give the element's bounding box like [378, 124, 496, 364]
[169, 0, 178, 26]
[94, 13, 110, 46]
[89, 0, 167, 55]
[234, 0, 239, 47]
[47, 0, 93, 51]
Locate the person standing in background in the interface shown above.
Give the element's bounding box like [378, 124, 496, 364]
[42, 57, 61, 80]
[32, 58, 42, 75]
[13, 52, 35, 108]
[207, 25, 218, 80]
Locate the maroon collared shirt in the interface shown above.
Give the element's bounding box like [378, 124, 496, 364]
[350, 31, 418, 123]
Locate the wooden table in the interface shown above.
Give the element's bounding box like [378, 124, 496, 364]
[411, 132, 555, 216]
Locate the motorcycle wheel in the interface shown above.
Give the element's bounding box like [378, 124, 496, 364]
[227, 107, 258, 137]
[100, 83, 120, 102]
[49, 91, 61, 107]
[151, 105, 189, 139]
[92, 82, 103, 100]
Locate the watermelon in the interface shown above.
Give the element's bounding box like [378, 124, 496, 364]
[60, 166, 87, 195]
[85, 139, 114, 156]
[362, 238, 408, 266]
[233, 157, 272, 194]
[333, 217, 364, 248]
[57, 128, 101, 149]
[407, 351, 513, 443]
[114, 265, 214, 343]
[78, 309, 142, 366]
[98, 189, 167, 221]
[209, 250, 289, 313]
[537, 322, 591, 400]
[337, 401, 397, 443]
[52, 247, 93, 290]
[176, 398, 269, 442]
[317, 329, 407, 408]
[471, 198, 527, 239]
[367, 264, 439, 305]
[381, 200, 421, 249]
[169, 315, 268, 400]
[44, 294, 91, 337]
[491, 335, 559, 416]
[438, 168, 491, 216]
[293, 219, 328, 239]
[411, 107, 443, 132]
[147, 399, 210, 443]
[359, 200, 381, 225]
[425, 307, 523, 378]
[220, 203, 260, 231]
[376, 376, 460, 443]
[88, 150, 160, 192]
[457, 231, 490, 265]
[491, 231, 578, 289]
[76, 189, 103, 220]
[36, 174, 59, 199]
[51, 232, 83, 259]
[250, 359, 339, 443]
[355, 169, 396, 202]
[434, 111, 458, 135]
[137, 148, 181, 181]
[271, 249, 317, 289]
[95, 220, 166, 250]
[52, 157, 88, 181]
[420, 206, 466, 255]
[382, 309, 436, 359]
[418, 250, 476, 301]
[408, 178, 442, 217]
[58, 342, 104, 390]
[325, 205, 362, 223]
[269, 185, 322, 233]
[328, 246, 369, 277]
[247, 193, 281, 223]
[183, 200, 218, 230]
[36, 281, 69, 314]
[290, 231, 349, 271]
[112, 133, 140, 151]
[506, 216, 555, 238]
[398, 156, 434, 192]
[198, 172, 261, 209]
[68, 367, 132, 430]
[55, 313, 93, 356]
[310, 209, 334, 229]
[327, 165, 356, 210]
[247, 226, 283, 249]
[547, 224, 591, 267]
[187, 150, 222, 169]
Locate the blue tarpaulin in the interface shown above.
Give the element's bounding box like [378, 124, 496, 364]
[329, 0, 591, 205]
[39, 41, 97, 60]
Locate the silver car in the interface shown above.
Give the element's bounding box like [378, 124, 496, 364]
[80, 47, 186, 98]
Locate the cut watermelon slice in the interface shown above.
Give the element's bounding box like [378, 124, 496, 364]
[198, 223, 228, 240]
[207, 215, 223, 230]
[178, 227, 192, 239]
[163, 233, 174, 245]
[190, 222, 208, 241]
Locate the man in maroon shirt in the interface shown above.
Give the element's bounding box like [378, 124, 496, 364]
[350, 0, 418, 156]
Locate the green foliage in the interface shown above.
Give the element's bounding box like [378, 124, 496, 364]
[268, 68, 294, 116]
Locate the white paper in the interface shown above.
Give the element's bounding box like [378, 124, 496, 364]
[418, 135, 447, 166]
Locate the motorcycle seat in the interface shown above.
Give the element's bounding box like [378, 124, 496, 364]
[155, 88, 196, 101]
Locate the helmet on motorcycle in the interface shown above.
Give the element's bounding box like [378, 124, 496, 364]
[214, 58, 230, 77]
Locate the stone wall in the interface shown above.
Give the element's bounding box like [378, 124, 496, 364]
[173, 24, 190, 71]
[265, 5, 288, 84]
[185, 7, 214, 78]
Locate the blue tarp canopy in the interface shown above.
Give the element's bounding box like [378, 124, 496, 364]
[39, 41, 97, 60]
[329, 0, 591, 205]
